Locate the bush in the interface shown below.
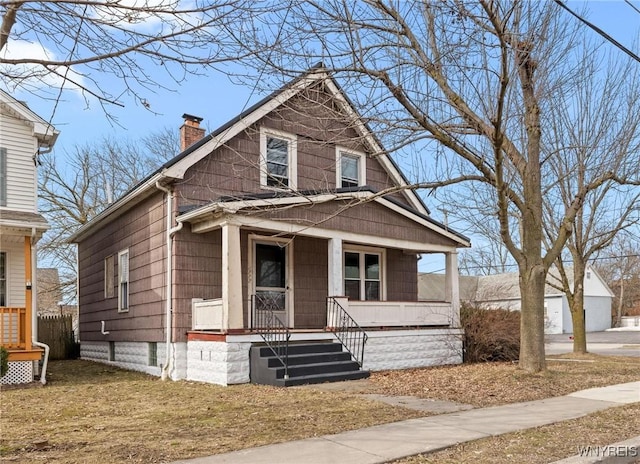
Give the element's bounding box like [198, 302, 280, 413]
[461, 303, 520, 363]
[0, 346, 9, 377]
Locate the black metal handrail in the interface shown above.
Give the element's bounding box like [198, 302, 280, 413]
[326, 297, 368, 367]
[251, 293, 291, 379]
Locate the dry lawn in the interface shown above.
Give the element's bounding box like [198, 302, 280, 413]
[368, 353, 640, 407]
[0, 360, 422, 463]
[1, 354, 638, 463]
[396, 403, 640, 464]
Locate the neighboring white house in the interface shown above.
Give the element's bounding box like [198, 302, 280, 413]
[0, 89, 58, 385]
[419, 266, 613, 334]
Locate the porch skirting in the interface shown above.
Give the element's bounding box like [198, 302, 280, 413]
[80, 328, 463, 386]
[0, 361, 35, 385]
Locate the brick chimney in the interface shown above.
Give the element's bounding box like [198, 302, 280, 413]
[180, 113, 205, 151]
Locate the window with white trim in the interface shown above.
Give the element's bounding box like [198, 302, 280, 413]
[260, 128, 297, 189]
[118, 249, 129, 312]
[0, 252, 6, 306]
[344, 249, 382, 301]
[336, 148, 366, 189]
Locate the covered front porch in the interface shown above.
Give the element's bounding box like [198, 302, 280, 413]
[174, 192, 468, 385]
[0, 230, 45, 384]
[186, 221, 463, 334]
[177, 192, 468, 335]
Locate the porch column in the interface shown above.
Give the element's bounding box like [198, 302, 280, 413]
[24, 236, 33, 350]
[445, 250, 460, 327]
[327, 238, 343, 297]
[222, 222, 243, 330]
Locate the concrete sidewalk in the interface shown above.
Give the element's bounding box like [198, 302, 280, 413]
[171, 381, 639, 464]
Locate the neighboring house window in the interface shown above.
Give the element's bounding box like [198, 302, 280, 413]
[0, 147, 7, 207]
[118, 250, 129, 312]
[0, 252, 6, 306]
[104, 255, 115, 299]
[336, 148, 366, 189]
[260, 128, 297, 189]
[344, 248, 383, 301]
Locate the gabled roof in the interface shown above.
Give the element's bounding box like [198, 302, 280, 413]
[0, 89, 59, 149]
[70, 65, 431, 242]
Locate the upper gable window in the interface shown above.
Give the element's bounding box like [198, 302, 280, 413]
[336, 148, 366, 189]
[260, 128, 297, 189]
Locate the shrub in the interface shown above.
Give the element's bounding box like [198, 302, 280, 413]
[0, 346, 9, 377]
[461, 302, 520, 363]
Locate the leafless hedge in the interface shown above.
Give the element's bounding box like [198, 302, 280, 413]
[461, 303, 520, 363]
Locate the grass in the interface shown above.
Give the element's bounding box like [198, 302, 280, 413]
[1, 354, 639, 463]
[0, 360, 420, 463]
[395, 403, 640, 464]
[366, 353, 640, 407]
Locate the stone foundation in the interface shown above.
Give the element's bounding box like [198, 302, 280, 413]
[79, 328, 463, 386]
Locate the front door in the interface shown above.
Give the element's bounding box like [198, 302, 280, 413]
[253, 242, 290, 327]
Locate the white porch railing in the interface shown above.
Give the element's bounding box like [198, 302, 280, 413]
[192, 298, 224, 330]
[192, 298, 454, 330]
[335, 300, 452, 327]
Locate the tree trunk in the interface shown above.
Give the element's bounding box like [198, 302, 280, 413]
[570, 265, 587, 353]
[616, 280, 625, 328]
[519, 264, 547, 372]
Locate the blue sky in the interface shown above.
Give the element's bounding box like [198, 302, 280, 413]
[5, 1, 640, 273]
[14, 1, 640, 159]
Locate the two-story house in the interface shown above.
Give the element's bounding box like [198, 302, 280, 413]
[0, 89, 58, 385]
[70, 66, 470, 386]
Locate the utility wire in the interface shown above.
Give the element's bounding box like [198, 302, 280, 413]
[554, 0, 640, 63]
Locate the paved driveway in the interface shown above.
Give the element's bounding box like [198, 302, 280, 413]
[545, 330, 640, 357]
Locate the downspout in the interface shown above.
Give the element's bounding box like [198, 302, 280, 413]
[30, 227, 49, 385]
[156, 181, 183, 380]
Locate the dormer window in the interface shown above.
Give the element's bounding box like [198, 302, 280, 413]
[336, 148, 366, 189]
[260, 128, 297, 189]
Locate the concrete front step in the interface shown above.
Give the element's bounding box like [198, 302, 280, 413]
[266, 351, 352, 368]
[256, 342, 343, 358]
[273, 360, 362, 379]
[250, 341, 369, 387]
[274, 369, 370, 387]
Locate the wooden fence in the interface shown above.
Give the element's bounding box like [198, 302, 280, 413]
[37, 314, 77, 360]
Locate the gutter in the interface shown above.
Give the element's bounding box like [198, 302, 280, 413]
[30, 228, 49, 385]
[156, 182, 183, 381]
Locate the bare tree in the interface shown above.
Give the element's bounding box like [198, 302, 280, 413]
[593, 236, 640, 327]
[220, 1, 640, 372]
[38, 129, 177, 301]
[458, 230, 514, 276]
[0, 0, 256, 113]
[542, 49, 640, 352]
